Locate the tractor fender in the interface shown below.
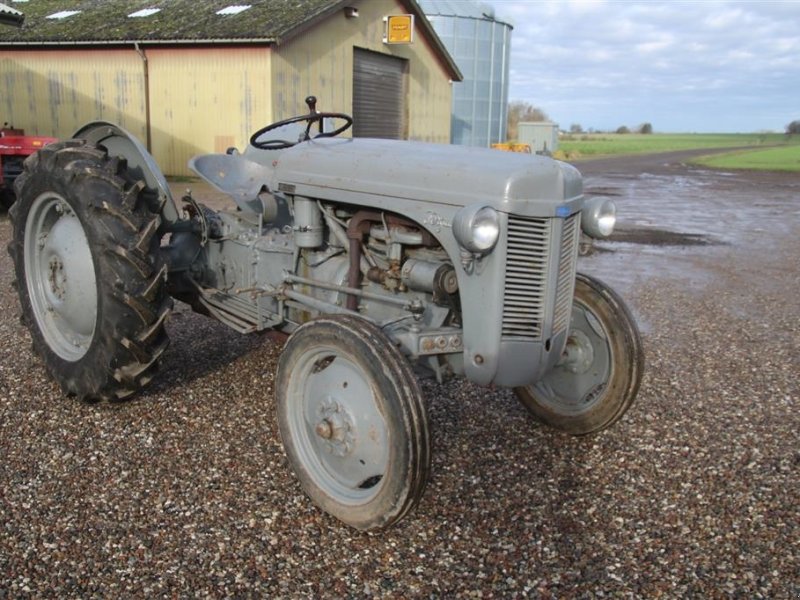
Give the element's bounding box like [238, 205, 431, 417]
[72, 121, 180, 225]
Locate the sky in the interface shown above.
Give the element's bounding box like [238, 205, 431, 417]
[482, 0, 800, 133]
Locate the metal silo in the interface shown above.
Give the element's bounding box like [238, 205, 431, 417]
[418, 0, 512, 147]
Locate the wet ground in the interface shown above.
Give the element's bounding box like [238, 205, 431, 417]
[577, 150, 800, 292]
[1, 150, 798, 597]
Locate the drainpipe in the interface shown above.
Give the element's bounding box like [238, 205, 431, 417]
[134, 42, 152, 153]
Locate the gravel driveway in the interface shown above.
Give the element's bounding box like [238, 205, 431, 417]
[1, 153, 798, 597]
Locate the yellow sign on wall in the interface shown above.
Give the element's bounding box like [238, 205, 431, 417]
[384, 14, 414, 44]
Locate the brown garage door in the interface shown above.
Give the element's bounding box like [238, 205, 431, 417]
[352, 48, 408, 139]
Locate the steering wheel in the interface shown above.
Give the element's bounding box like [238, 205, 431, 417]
[250, 96, 353, 150]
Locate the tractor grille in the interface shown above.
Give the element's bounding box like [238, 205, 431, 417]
[501, 213, 580, 341]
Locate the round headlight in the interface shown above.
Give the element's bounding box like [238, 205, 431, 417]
[581, 197, 617, 238]
[453, 205, 500, 254]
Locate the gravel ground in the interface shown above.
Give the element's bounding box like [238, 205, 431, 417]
[1, 155, 798, 597]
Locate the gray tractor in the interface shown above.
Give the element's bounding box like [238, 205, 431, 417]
[8, 97, 643, 530]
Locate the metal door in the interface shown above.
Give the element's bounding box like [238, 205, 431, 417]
[352, 48, 408, 139]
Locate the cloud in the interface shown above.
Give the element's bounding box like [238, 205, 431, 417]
[486, 0, 800, 131]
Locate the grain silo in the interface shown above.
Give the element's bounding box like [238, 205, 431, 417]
[418, 0, 512, 147]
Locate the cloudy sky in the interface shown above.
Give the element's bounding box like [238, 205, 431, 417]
[483, 0, 799, 133]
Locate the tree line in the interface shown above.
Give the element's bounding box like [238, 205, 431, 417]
[509, 101, 800, 139]
[507, 101, 652, 139]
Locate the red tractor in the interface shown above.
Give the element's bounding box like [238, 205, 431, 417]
[1, 124, 58, 210]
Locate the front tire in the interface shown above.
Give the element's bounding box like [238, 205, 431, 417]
[8, 140, 172, 401]
[515, 273, 644, 435]
[276, 315, 430, 530]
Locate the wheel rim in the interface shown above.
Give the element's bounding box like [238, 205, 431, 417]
[531, 301, 612, 415]
[286, 345, 389, 505]
[23, 192, 98, 361]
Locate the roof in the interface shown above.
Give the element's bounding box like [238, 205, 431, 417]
[0, 0, 340, 43]
[0, 2, 24, 27]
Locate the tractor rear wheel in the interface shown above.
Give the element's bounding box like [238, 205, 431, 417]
[8, 140, 172, 401]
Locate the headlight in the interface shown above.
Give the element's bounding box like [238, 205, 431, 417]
[453, 205, 500, 254]
[581, 197, 616, 238]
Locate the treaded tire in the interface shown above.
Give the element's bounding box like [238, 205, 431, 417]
[276, 315, 430, 530]
[514, 273, 644, 435]
[8, 139, 172, 402]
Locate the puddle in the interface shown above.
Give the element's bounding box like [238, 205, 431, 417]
[608, 228, 717, 247]
[578, 163, 799, 295]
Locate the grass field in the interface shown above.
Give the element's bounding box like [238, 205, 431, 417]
[552, 132, 800, 171]
[692, 144, 800, 172]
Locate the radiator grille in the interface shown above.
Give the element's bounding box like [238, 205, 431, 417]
[501, 214, 580, 341]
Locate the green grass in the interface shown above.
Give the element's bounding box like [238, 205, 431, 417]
[551, 132, 800, 172]
[692, 144, 800, 172]
[556, 133, 787, 159]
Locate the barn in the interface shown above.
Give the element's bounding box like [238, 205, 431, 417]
[0, 0, 461, 175]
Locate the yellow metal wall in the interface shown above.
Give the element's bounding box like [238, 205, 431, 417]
[272, 0, 453, 143]
[146, 46, 271, 176]
[0, 49, 146, 140]
[1, 1, 452, 175]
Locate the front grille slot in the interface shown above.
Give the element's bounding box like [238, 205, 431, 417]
[553, 214, 580, 335]
[502, 214, 580, 341]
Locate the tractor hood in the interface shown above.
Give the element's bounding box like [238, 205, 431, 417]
[268, 138, 583, 218]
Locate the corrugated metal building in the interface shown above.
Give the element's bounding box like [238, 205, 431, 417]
[417, 0, 512, 147]
[0, 0, 461, 175]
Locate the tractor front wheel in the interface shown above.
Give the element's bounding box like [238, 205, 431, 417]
[515, 273, 644, 435]
[276, 315, 430, 530]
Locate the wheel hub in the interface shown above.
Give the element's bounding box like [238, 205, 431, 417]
[559, 329, 595, 374]
[314, 399, 354, 457]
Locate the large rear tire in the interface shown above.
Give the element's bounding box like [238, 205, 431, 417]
[515, 273, 644, 435]
[8, 140, 172, 401]
[276, 315, 430, 530]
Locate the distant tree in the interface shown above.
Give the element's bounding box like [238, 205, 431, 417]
[507, 101, 550, 141]
[638, 122, 654, 134]
[569, 123, 583, 134]
[616, 125, 630, 134]
[787, 120, 800, 135]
